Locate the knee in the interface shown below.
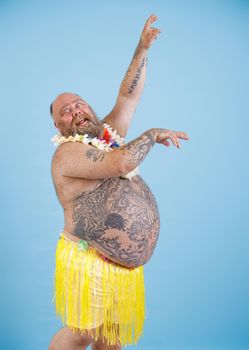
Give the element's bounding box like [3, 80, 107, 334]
[48, 338, 59, 350]
[48, 326, 93, 350]
[48, 343, 55, 350]
[91, 340, 122, 350]
[48, 332, 63, 350]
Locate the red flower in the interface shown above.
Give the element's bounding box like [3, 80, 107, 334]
[103, 128, 112, 142]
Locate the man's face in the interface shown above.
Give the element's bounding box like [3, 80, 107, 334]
[52, 93, 103, 138]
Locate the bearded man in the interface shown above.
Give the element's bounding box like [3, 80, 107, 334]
[48, 15, 189, 350]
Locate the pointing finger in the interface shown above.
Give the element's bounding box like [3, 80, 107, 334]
[146, 14, 158, 27]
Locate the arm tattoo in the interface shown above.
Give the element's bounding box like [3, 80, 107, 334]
[85, 148, 105, 162]
[121, 42, 147, 93]
[120, 130, 155, 165]
[128, 56, 146, 94]
[122, 66, 131, 89]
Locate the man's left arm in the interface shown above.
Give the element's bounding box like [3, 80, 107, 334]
[102, 15, 161, 137]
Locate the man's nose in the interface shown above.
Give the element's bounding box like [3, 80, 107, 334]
[72, 110, 82, 118]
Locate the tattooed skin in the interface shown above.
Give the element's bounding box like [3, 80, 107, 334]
[85, 148, 105, 162]
[72, 176, 160, 268]
[121, 130, 155, 165]
[121, 41, 147, 94]
[128, 57, 146, 94]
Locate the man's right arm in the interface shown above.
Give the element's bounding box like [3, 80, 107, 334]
[53, 129, 189, 179]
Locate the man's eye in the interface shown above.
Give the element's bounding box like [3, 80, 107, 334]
[63, 108, 70, 115]
[76, 103, 83, 108]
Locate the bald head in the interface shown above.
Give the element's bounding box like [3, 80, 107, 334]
[50, 92, 80, 119]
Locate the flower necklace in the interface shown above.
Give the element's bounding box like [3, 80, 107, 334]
[51, 123, 139, 180]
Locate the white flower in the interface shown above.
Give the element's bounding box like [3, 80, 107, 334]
[122, 167, 140, 181]
[74, 134, 82, 142]
[90, 138, 101, 147]
[82, 134, 91, 144]
[51, 133, 66, 146]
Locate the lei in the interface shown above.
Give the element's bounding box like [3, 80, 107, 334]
[51, 123, 139, 180]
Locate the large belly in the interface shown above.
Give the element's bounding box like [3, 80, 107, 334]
[72, 176, 160, 267]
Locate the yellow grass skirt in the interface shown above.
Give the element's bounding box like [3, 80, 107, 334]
[52, 233, 146, 347]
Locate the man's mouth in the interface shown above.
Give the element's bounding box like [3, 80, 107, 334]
[76, 118, 89, 127]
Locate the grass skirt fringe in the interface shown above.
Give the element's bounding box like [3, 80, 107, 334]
[52, 233, 146, 347]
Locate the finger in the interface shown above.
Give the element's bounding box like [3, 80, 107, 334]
[145, 14, 158, 28]
[150, 29, 161, 40]
[151, 28, 161, 34]
[162, 140, 171, 147]
[171, 134, 181, 148]
[178, 134, 190, 140]
[168, 134, 178, 147]
[173, 131, 190, 139]
[147, 32, 158, 41]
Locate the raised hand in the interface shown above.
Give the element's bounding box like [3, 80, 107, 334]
[139, 14, 161, 49]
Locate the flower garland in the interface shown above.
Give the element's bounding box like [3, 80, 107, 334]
[51, 123, 139, 180]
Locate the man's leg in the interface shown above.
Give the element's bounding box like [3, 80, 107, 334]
[90, 323, 121, 350]
[91, 339, 121, 350]
[48, 326, 93, 350]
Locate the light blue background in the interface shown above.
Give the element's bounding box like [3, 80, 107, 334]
[1, 0, 248, 349]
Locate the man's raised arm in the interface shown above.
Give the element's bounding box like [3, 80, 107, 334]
[103, 15, 161, 137]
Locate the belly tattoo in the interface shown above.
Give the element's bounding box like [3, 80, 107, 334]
[72, 176, 160, 267]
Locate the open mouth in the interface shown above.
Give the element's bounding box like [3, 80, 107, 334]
[76, 118, 89, 127]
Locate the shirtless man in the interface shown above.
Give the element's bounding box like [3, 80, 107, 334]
[49, 15, 189, 350]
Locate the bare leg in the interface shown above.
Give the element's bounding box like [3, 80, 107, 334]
[48, 326, 93, 350]
[91, 339, 122, 350]
[91, 323, 121, 350]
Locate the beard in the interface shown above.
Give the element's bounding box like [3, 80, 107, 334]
[69, 111, 103, 138]
[73, 119, 102, 138]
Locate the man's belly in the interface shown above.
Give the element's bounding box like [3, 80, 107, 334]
[71, 176, 160, 268]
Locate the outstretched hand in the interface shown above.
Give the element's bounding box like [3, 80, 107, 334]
[153, 128, 190, 148]
[139, 14, 161, 49]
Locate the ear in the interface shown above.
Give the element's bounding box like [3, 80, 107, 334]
[54, 121, 57, 128]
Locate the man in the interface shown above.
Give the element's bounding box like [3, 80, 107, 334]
[49, 15, 189, 350]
